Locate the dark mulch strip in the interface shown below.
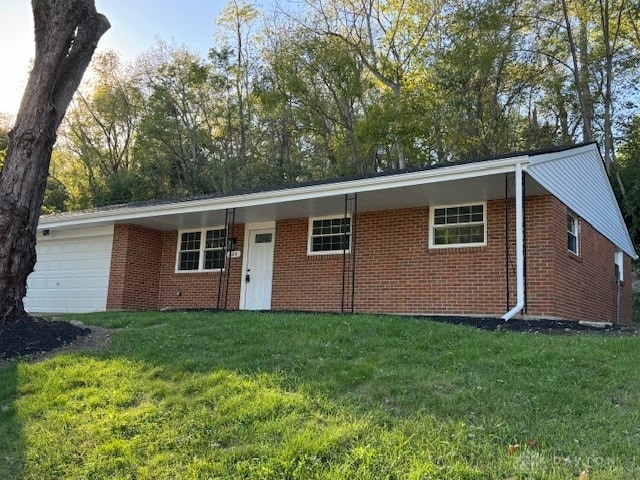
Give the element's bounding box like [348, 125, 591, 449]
[427, 315, 636, 334]
[0, 315, 91, 361]
[0, 311, 635, 363]
[204, 309, 638, 334]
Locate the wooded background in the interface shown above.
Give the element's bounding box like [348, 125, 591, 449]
[1, 0, 639, 242]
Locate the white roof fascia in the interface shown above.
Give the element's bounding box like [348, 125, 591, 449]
[39, 155, 527, 229]
[527, 143, 637, 258]
[526, 143, 595, 165]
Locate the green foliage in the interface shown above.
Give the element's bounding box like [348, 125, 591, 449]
[613, 115, 640, 246]
[48, 0, 640, 214]
[133, 52, 225, 198]
[0, 117, 9, 172]
[259, 32, 374, 177]
[40, 177, 69, 214]
[39, 149, 92, 213]
[427, 0, 557, 160]
[63, 51, 143, 207]
[2, 311, 640, 478]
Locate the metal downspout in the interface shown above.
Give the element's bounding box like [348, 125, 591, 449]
[502, 162, 525, 321]
[615, 262, 621, 326]
[505, 174, 510, 312]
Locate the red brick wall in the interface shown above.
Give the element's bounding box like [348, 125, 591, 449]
[272, 200, 515, 315]
[270, 196, 632, 324]
[526, 196, 632, 325]
[106, 194, 632, 325]
[155, 225, 244, 310]
[106, 224, 163, 310]
[272, 217, 348, 312]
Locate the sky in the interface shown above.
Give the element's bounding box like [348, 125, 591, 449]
[0, 0, 233, 118]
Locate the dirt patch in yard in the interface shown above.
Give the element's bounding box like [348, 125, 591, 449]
[0, 315, 111, 366]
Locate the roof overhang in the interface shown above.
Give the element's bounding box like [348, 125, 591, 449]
[39, 155, 538, 231]
[38, 143, 636, 258]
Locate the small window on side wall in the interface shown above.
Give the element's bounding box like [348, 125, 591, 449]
[429, 202, 486, 248]
[177, 228, 226, 271]
[567, 212, 579, 255]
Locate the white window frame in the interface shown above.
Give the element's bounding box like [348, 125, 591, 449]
[307, 215, 351, 255]
[429, 202, 487, 249]
[567, 212, 580, 255]
[175, 227, 227, 272]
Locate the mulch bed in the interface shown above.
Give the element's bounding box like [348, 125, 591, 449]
[0, 315, 91, 361]
[427, 315, 637, 334]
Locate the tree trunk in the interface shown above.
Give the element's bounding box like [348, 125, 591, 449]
[559, 0, 593, 143]
[391, 84, 406, 170]
[577, 21, 594, 142]
[0, 0, 109, 327]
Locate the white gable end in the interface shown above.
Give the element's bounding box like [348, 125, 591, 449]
[527, 143, 636, 258]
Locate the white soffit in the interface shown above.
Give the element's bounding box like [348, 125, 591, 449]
[527, 143, 637, 258]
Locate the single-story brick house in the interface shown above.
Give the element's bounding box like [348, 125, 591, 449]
[25, 143, 637, 325]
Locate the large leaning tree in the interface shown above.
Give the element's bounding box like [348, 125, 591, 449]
[0, 0, 110, 327]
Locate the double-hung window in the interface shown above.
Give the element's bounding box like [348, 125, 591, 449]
[176, 228, 226, 271]
[429, 203, 486, 248]
[567, 212, 579, 255]
[308, 216, 351, 254]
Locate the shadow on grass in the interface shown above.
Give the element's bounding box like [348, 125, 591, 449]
[6, 310, 640, 478]
[89, 310, 474, 415]
[2, 352, 507, 478]
[84, 310, 640, 423]
[0, 364, 24, 479]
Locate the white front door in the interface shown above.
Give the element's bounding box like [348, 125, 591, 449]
[243, 227, 275, 310]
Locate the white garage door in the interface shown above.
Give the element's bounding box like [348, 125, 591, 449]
[24, 226, 114, 313]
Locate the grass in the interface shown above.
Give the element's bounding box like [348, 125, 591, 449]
[1, 311, 639, 479]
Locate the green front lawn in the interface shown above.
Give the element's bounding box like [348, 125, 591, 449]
[1, 311, 639, 479]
